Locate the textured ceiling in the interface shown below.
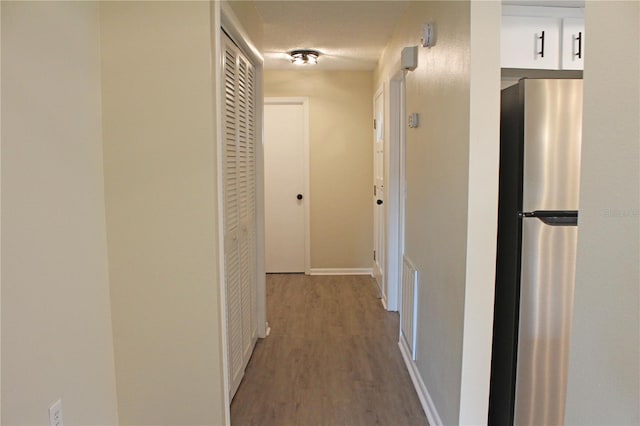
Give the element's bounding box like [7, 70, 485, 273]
[253, 1, 411, 71]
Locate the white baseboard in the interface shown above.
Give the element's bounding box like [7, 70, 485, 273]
[398, 338, 444, 426]
[380, 295, 388, 310]
[309, 268, 373, 276]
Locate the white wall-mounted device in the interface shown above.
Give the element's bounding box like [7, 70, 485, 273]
[401, 46, 418, 71]
[408, 113, 419, 128]
[422, 23, 435, 48]
[49, 399, 63, 426]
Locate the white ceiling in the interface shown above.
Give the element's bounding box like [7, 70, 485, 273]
[253, 1, 411, 71]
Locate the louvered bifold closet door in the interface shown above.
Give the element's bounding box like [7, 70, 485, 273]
[246, 64, 258, 340]
[237, 55, 259, 362]
[222, 33, 258, 398]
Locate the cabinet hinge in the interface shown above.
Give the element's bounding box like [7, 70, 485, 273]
[373, 118, 377, 130]
[373, 250, 376, 261]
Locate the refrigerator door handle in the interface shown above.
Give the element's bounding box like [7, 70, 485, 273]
[520, 210, 578, 226]
[538, 216, 578, 226]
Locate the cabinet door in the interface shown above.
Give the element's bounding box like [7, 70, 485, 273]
[561, 18, 585, 70]
[501, 15, 561, 69]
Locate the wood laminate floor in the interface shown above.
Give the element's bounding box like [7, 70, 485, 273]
[230, 274, 429, 426]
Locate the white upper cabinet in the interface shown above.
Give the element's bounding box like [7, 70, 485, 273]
[502, 15, 562, 69]
[501, 7, 585, 71]
[561, 18, 585, 70]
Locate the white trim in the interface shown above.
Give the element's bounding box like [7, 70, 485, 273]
[211, 4, 231, 424]
[380, 297, 388, 310]
[264, 97, 311, 275]
[386, 80, 398, 312]
[399, 339, 444, 426]
[309, 268, 373, 276]
[387, 70, 407, 313]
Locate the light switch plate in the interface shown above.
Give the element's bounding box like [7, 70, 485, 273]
[49, 399, 63, 426]
[408, 113, 419, 128]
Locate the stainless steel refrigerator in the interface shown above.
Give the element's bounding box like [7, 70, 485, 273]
[488, 79, 583, 426]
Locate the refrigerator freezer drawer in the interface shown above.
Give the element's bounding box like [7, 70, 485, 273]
[514, 216, 578, 426]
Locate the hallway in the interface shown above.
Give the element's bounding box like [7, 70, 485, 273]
[230, 274, 429, 426]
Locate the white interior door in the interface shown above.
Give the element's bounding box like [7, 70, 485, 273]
[373, 89, 385, 297]
[264, 99, 308, 273]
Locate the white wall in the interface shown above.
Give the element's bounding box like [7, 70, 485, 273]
[100, 2, 226, 424]
[375, 1, 500, 423]
[1, 2, 119, 423]
[565, 2, 640, 424]
[377, 4, 471, 416]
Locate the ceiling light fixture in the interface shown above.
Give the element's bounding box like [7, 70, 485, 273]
[289, 49, 320, 65]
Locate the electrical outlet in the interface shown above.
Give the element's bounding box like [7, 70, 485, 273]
[49, 399, 63, 426]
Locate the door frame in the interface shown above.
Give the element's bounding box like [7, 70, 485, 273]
[386, 70, 407, 312]
[264, 97, 311, 275]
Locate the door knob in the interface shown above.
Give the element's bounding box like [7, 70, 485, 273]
[297, 194, 303, 200]
[377, 199, 383, 205]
